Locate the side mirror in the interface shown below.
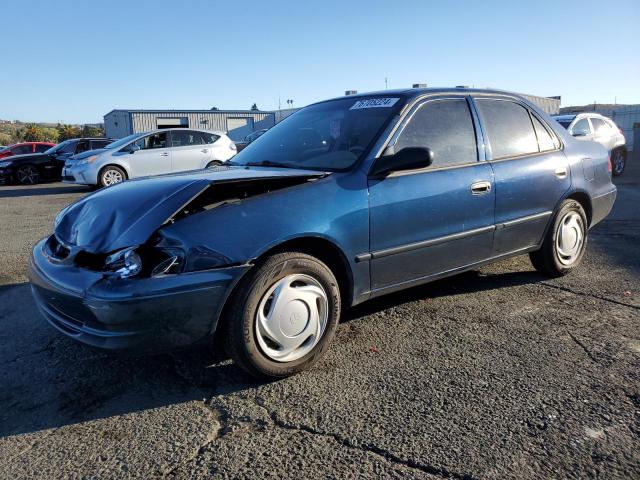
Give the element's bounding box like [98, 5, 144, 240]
[370, 147, 434, 176]
[128, 144, 141, 154]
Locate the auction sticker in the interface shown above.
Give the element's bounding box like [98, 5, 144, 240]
[350, 98, 399, 110]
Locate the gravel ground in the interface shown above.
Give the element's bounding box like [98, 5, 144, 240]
[0, 166, 638, 479]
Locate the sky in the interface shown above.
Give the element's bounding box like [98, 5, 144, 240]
[2, 0, 639, 124]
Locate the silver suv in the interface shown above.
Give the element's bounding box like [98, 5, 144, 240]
[553, 113, 627, 176]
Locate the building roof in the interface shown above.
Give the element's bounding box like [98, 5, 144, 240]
[105, 109, 275, 116]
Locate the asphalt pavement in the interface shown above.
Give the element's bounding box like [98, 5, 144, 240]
[0, 166, 638, 479]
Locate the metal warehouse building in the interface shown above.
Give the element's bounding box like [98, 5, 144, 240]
[104, 109, 276, 141]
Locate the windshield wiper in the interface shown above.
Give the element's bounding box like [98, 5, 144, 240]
[243, 160, 293, 169]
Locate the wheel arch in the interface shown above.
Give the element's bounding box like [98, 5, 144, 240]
[564, 190, 592, 227]
[99, 163, 130, 181]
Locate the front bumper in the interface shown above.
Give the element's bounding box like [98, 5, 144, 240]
[28, 237, 249, 352]
[62, 164, 92, 185]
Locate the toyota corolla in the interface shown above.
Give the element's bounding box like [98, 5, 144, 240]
[29, 88, 616, 378]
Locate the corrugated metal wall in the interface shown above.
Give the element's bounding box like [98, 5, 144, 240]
[104, 110, 275, 140]
[520, 94, 561, 115]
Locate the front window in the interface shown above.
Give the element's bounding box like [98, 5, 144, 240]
[231, 96, 406, 171]
[132, 132, 168, 150]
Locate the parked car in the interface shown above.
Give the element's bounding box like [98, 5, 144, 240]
[235, 128, 269, 152]
[29, 88, 616, 378]
[0, 142, 56, 159]
[0, 138, 111, 185]
[552, 113, 627, 176]
[62, 128, 237, 188]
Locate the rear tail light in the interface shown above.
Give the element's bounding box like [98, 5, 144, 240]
[619, 127, 625, 135]
[607, 153, 612, 174]
[229, 142, 237, 151]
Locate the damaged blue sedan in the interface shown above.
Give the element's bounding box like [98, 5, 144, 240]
[29, 88, 616, 378]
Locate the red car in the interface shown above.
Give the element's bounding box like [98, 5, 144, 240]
[0, 142, 56, 159]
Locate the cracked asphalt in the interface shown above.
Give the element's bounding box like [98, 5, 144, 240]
[0, 166, 638, 479]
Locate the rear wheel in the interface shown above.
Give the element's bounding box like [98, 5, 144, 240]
[16, 165, 39, 185]
[612, 148, 626, 176]
[99, 165, 126, 188]
[529, 199, 588, 277]
[225, 252, 341, 378]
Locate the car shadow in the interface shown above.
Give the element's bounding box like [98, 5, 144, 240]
[0, 268, 545, 438]
[0, 184, 91, 198]
[343, 269, 544, 323]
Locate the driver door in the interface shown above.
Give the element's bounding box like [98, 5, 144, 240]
[128, 132, 172, 177]
[368, 97, 495, 292]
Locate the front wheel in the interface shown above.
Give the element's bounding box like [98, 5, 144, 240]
[529, 199, 588, 277]
[99, 166, 126, 188]
[16, 165, 40, 185]
[611, 148, 626, 176]
[224, 252, 341, 378]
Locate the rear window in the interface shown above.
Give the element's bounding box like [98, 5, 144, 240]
[591, 118, 608, 135]
[475, 99, 538, 159]
[202, 132, 220, 144]
[531, 115, 559, 151]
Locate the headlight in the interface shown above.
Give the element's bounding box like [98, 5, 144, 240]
[105, 247, 142, 278]
[0, 161, 12, 168]
[77, 155, 98, 166]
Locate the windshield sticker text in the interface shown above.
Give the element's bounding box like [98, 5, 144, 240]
[350, 98, 399, 110]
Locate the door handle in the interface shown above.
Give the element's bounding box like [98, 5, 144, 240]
[161, 152, 169, 157]
[555, 167, 568, 178]
[201, 149, 209, 153]
[470, 181, 491, 195]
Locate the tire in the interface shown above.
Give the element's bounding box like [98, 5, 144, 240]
[611, 148, 626, 177]
[529, 199, 588, 277]
[99, 165, 126, 188]
[206, 160, 223, 168]
[225, 252, 341, 378]
[16, 165, 40, 185]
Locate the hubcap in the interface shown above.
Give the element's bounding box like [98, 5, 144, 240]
[18, 166, 38, 184]
[556, 212, 584, 266]
[255, 274, 328, 362]
[103, 169, 123, 186]
[613, 151, 625, 174]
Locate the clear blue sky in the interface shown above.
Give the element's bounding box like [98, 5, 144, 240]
[2, 0, 638, 124]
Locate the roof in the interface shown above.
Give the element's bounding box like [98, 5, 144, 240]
[318, 87, 558, 106]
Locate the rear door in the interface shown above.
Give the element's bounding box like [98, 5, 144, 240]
[169, 130, 210, 172]
[128, 132, 172, 177]
[473, 97, 570, 256]
[368, 96, 495, 291]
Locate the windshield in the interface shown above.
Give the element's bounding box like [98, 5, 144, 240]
[105, 133, 145, 150]
[44, 140, 75, 155]
[231, 96, 405, 171]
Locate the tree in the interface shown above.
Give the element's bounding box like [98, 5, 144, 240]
[41, 127, 60, 143]
[20, 124, 46, 142]
[0, 132, 12, 146]
[250, 103, 259, 111]
[57, 124, 81, 141]
[82, 125, 104, 137]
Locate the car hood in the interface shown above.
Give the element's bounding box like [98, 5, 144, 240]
[70, 148, 109, 161]
[55, 166, 327, 253]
